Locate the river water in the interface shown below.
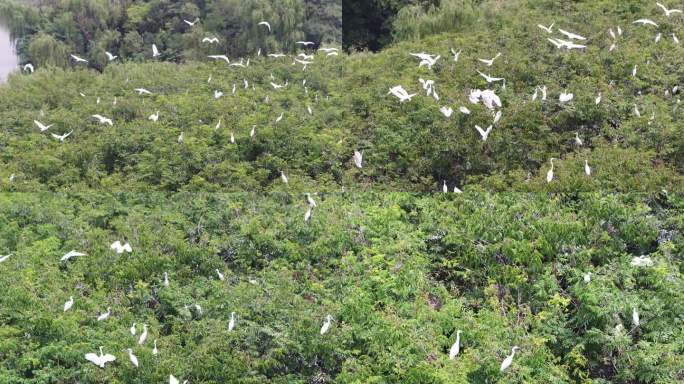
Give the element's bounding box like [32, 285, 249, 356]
[0, 21, 19, 82]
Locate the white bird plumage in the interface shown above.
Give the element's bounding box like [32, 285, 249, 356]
[0, 254, 11, 263]
[34, 120, 53, 132]
[537, 23, 554, 33]
[64, 296, 74, 312]
[449, 330, 462, 359]
[475, 125, 493, 141]
[258, 21, 271, 32]
[216, 269, 225, 281]
[353, 150, 363, 169]
[208, 55, 230, 63]
[585, 159, 591, 176]
[478, 52, 501, 66]
[138, 324, 148, 345]
[500, 346, 520, 372]
[656, 2, 682, 17]
[228, 311, 236, 331]
[105, 51, 117, 61]
[97, 307, 111, 321]
[388, 85, 417, 102]
[547, 158, 555, 183]
[61, 250, 86, 261]
[85, 346, 116, 368]
[51, 130, 73, 142]
[110, 240, 132, 254]
[152, 44, 160, 57]
[127, 348, 139, 367]
[558, 28, 586, 40]
[320, 314, 333, 335]
[633, 19, 658, 27]
[70, 54, 88, 63]
[202, 37, 220, 44]
[92, 114, 113, 126]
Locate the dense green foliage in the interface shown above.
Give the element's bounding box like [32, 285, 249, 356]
[1, 1, 684, 383]
[0, 0, 341, 68]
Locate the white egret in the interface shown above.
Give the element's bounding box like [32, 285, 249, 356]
[546, 158, 555, 183]
[353, 150, 363, 169]
[215, 119, 221, 130]
[307, 105, 313, 115]
[475, 125, 493, 141]
[232, 84, 236, 94]
[632, 65, 637, 77]
[268, 53, 286, 58]
[126, 348, 139, 367]
[163, 272, 169, 287]
[9, 174, 15, 182]
[183, 17, 200, 26]
[655, 33, 662, 43]
[631, 255, 653, 267]
[85, 347, 116, 368]
[459, 106, 471, 115]
[177, 132, 184, 143]
[442, 181, 448, 193]
[306, 193, 317, 208]
[296, 41, 315, 46]
[558, 28, 586, 40]
[320, 314, 333, 335]
[656, 3, 682, 17]
[97, 307, 111, 321]
[493, 110, 502, 125]
[134, 88, 152, 95]
[410, 52, 441, 69]
[450, 48, 462, 62]
[215, 269, 225, 281]
[500, 346, 520, 372]
[249, 125, 256, 138]
[105, 51, 117, 61]
[547, 38, 563, 49]
[51, 130, 73, 142]
[64, 296, 74, 312]
[270, 81, 287, 89]
[214, 90, 223, 99]
[70, 54, 88, 63]
[228, 312, 236, 331]
[61, 250, 86, 261]
[202, 37, 220, 44]
[583, 272, 591, 283]
[0, 254, 11, 263]
[559, 91, 574, 103]
[152, 340, 158, 355]
[477, 71, 505, 84]
[633, 19, 658, 27]
[540, 86, 547, 100]
[618, 26, 623, 36]
[585, 160, 591, 176]
[449, 330, 462, 359]
[319, 47, 338, 53]
[304, 206, 312, 222]
[130, 323, 137, 335]
[609, 28, 616, 40]
[152, 44, 160, 57]
[574, 132, 583, 146]
[208, 55, 229, 63]
[170, 374, 188, 384]
[34, 120, 53, 132]
[388, 85, 417, 102]
[275, 112, 284, 124]
[453, 186, 463, 193]
[138, 324, 148, 345]
[258, 21, 271, 32]
[537, 23, 554, 33]
[532, 87, 538, 101]
[478, 52, 501, 66]
[92, 114, 113, 126]
[110, 240, 132, 254]
[148, 111, 159, 122]
[327, 51, 339, 57]
[23, 63, 34, 73]
[440, 106, 454, 117]
[673, 33, 680, 44]
[595, 92, 602, 105]
[634, 104, 641, 117]
[280, 171, 289, 185]
[632, 307, 640, 327]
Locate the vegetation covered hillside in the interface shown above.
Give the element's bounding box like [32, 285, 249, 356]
[0, 1, 683, 384]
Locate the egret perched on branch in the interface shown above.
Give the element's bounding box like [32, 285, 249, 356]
[595, 92, 602, 105]
[306, 193, 317, 208]
[97, 307, 111, 321]
[478, 52, 501, 66]
[61, 250, 85, 261]
[546, 158, 555, 183]
[215, 269, 225, 281]
[138, 324, 148, 345]
[449, 330, 462, 359]
[148, 111, 159, 122]
[152, 44, 160, 57]
[63, 296, 74, 312]
[500, 346, 520, 372]
[320, 315, 333, 335]
[353, 150, 363, 169]
[85, 347, 116, 368]
[34, 120, 53, 132]
[228, 312, 236, 331]
[163, 272, 169, 287]
[584, 159, 591, 176]
[459, 106, 471, 115]
[127, 348, 139, 367]
[656, 3, 682, 17]
[51, 130, 73, 142]
[153, 340, 158, 355]
[442, 181, 448, 193]
[130, 323, 137, 335]
[537, 23, 554, 33]
[280, 171, 289, 185]
[574, 132, 583, 146]
[304, 206, 312, 222]
[632, 307, 640, 327]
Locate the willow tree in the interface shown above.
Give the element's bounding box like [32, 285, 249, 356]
[27, 32, 69, 67]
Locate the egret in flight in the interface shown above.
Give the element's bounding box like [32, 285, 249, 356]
[353, 150, 363, 168]
[440, 106, 454, 117]
[388, 85, 417, 102]
[633, 19, 658, 27]
[202, 37, 220, 44]
[127, 349, 139, 367]
[61, 250, 86, 261]
[546, 158, 555, 183]
[97, 307, 111, 321]
[134, 88, 152, 95]
[110, 240, 132, 254]
[537, 23, 554, 33]
[34, 120, 53, 132]
[228, 312, 236, 331]
[296, 41, 315, 47]
[52, 130, 73, 142]
[64, 296, 74, 312]
[478, 52, 501, 66]
[450, 48, 462, 62]
[23, 63, 34, 73]
[183, 18, 200, 26]
[475, 125, 493, 141]
[410, 52, 441, 69]
[320, 315, 333, 335]
[105, 51, 117, 61]
[558, 28, 586, 40]
[656, 3, 682, 17]
[0, 254, 11, 263]
[208, 55, 230, 63]
[631, 255, 653, 267]
[477, 71, 505, 84]
[85, 347, 116, 368]
[500, 346, 520, 372]
[92, 114, 113, 126]
[70, 54, 88, 63]
[449, 330, 462, 359]
[258, 21, 272, 32]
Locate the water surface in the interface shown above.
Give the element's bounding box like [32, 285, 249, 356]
[0, 21, 19, 82]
